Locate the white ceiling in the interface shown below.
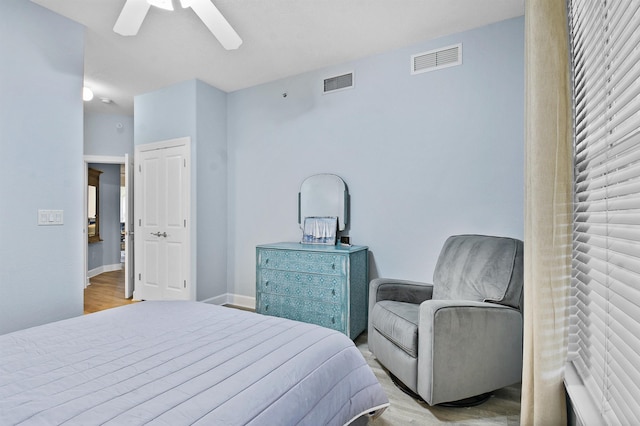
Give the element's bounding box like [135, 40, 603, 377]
[31, 0, 524, 115]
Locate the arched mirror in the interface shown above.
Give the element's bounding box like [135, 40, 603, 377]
[88, 168, 102, 243]
[298, 174, 349, 231]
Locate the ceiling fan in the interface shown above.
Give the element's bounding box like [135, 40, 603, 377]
[113, 0, 242, 50]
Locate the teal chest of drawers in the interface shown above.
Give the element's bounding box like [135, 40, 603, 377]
[256, 242, 369, 339]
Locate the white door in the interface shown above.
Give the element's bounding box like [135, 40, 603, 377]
[124, 154, 134, 298]
[134, 139, 191, 301]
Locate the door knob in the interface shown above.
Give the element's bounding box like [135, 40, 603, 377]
[150, 232, 167, 237]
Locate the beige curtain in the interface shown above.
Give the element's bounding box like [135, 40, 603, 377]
[521, 1, 573, 425]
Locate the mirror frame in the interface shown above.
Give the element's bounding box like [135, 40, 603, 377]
[88, 168, 103, 243]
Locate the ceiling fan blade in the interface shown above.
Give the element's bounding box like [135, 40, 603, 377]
[113, 0, 151, 36]
[187, 0, 242, 50]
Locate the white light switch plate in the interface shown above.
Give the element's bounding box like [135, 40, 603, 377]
[38, 209, 64, 225]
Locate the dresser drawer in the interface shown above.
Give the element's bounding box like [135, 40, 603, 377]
[258, 269, 345, 302]
[258, 249, 347, 276]
[257, 292, 345, 333]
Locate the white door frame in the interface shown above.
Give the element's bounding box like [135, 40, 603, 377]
[134, 137, 194, 301]
[82, 155, 127, 289]
[124, 154, 134, 298]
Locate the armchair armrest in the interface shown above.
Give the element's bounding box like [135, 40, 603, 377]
[370, 277, 434, 304]
[368, 278, 434, 341]
[417, 300, 523, 405]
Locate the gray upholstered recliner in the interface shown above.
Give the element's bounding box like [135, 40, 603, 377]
[368, 234, 524, 406]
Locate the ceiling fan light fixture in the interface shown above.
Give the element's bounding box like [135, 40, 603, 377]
[147, 0, 174, 11]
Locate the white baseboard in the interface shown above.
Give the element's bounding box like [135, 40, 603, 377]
[86, 263, 123, 284]
[200, 293, 256, 310]
[200, 294, 228, 306]
[228, 294, 256, 309]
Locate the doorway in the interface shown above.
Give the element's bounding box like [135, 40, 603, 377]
[83, 155, 134, 304]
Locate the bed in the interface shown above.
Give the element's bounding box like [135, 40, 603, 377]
[0, 301, 389, 425]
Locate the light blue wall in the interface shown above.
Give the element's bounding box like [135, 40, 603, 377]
[134, 80, 228, 301]
[195, 81, 228, 301]
[84, 112, 134, 157]
[87, 164, 122, 272]
[0, 0, 84, 334]
[227, 17, 525, 299]
[135, 80, 197, 146]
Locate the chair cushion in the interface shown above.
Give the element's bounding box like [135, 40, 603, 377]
[370, 300, 420, 358]
[432, 234, 524, 309]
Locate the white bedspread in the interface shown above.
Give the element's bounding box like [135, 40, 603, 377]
[0, 301, 388, 425]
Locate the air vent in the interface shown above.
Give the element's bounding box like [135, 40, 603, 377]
[411, 43, 462, 75]
[323, 72, 354, 94]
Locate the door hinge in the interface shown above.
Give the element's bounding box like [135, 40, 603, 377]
[184, 280, 187, 289]
[138, 273, 141, 281]
[138, 164, 141, 172]
[139, 219, 141, 226]
[184, 219, 186, 228]
[184, 159, 186, 167]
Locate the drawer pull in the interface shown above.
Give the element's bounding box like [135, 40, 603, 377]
[265, 280, 269, 286]
[265, 258, 269, 265]
[265, 304, 269, 311]
[332, 289, 336, 296]
[331, 263, 336, 270]
[331, 316, 335, 324]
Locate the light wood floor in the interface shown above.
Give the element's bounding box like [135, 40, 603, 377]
[84, 269, 136, 314]
[84, 277, 521, 424]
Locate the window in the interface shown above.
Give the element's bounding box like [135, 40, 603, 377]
[567, 1, 640, 424]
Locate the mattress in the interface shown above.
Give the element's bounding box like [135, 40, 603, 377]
[0, 301, 388, 425]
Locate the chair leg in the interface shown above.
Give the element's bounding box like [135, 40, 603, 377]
[388, 372, 424, 402]
[389, 372, 492, 407]
[438, 392, 492, 407]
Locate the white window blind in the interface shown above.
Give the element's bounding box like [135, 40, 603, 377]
[568, 0, 640, 425]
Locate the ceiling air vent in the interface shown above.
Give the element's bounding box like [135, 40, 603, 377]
[323, 72, 354, 94]
[411, 43, 462, 75]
